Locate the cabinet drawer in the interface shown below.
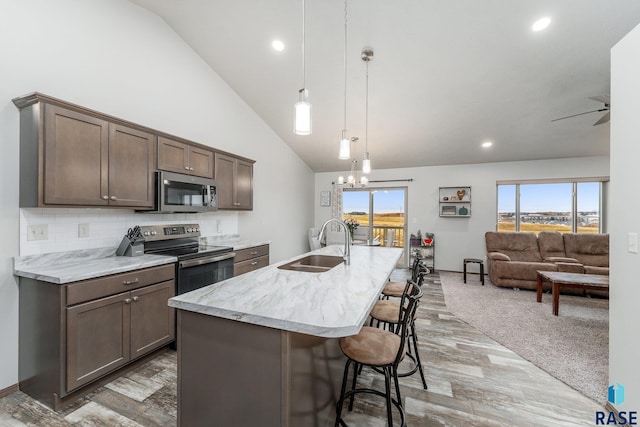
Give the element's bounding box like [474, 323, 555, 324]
[234, 255, 269, 276]
[66, 264, 175, 306]
[233, 245, 269, 263]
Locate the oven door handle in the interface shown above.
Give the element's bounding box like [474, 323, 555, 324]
[179, 252, 236, 269]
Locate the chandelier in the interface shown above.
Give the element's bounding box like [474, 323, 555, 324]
[337, 137, 368, 188]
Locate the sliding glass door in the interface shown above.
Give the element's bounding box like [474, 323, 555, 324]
[342, 187, 408, 265]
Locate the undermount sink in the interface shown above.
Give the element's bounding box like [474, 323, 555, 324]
[278, 255, 344, 273]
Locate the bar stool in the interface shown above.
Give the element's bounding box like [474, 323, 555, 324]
[463, 258, 485, 285]
[381, 254, 425, 299]
[368, 274, 428, 389]
[335, 282, 421, 427]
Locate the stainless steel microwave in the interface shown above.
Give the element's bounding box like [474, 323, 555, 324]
[153, 171, 217, 213]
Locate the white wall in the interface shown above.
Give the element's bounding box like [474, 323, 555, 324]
[0, 0, 313, 391]
[610, 22, 640, 410]
[315, 156, 609, 271]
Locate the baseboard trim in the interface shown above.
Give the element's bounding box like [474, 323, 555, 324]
[0, 383, 19, 398]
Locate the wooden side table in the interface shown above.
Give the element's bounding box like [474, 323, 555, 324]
[463, 258, 484, 285]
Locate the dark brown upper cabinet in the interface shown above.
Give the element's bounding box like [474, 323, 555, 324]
[215, 152, 254, 210]
[157, 136, 214, 179]
[14, 93, 156, 209]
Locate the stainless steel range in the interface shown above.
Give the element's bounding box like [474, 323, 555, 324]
[139, 224, 235, 295]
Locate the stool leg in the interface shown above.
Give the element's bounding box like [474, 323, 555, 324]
[480, 263, 485, 286]
[334, 359, 352, 427]
[392, 365, 402, 408]
[463, 261, 467, 283]
[384, 366, 393, 427]
[348, 362, 359, 411]
[411, 322, 428, 390]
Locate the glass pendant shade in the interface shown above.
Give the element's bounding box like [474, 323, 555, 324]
[338, 176, 344, 185]
[339, 130, 350, 159]
[347, 175, 355, 185]
[362, 153, 371, 174]
[360, 176, 368, 185]
[294, 95, 312, 135]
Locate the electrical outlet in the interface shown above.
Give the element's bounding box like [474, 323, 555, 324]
[78, 223, 90, 238]
[27, 224, 49, 241]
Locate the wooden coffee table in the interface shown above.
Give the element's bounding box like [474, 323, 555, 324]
[536, 271, 609, 316]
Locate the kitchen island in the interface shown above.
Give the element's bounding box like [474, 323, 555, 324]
[169, 244, 403, 427]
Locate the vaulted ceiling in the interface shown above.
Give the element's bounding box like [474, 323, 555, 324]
[131, 0, 640, 172]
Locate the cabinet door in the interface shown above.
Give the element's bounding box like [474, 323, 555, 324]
[108, 124, 155, 208]
[43, 104, 109, 206]
[158, 136, 189, 174]
[189, 146, 215, 178]
[235, 159, 253, 210]
[130, 280, 175, 359]
[214, 153, 236, 209]
[66, 292, 131, 391]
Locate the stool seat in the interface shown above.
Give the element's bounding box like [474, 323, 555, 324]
[381, 281, 405, 298]
[464, 257, 483, 263]
[339, 326, 403, 366]
[369, 300, 400, 324]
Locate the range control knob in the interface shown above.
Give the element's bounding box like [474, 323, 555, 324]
[151, 231, 157, 235]
[143, 231, 150, 236]
[195, 227, 200, 232]
[187, 227, 192, 233]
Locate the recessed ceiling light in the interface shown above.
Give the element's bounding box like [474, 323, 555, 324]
[272, 40, 285, 52]
[531, 17, 551, 32]
[482, 141, 493, 148]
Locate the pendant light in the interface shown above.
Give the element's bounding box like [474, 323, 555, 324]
[294, 0, 311, 135]
[361, 48, 373, 174]
[337, 137, 368, 188]
[338, 0, 350, 159]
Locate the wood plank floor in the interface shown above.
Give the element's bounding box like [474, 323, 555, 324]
[0, 270, 604, 426]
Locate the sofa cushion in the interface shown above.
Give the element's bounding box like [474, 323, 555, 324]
[585, 266, 609, 275]
[538, 231, 566, 259]
[485, 232, 543, 262]
[563, 233, 609, 267]
[492, 260, 557, 281]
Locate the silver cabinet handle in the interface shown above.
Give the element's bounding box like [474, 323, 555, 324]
[124, 298, 132, 304]
[102, 195, 108, 200]
[185, 166, 190, 170]
[234, 202, 240, 206]
[132, 296, 139, 302]
[123, 278, 139, 285]
[110, 196, 117, 201]
[250, 251, 258, 255]
[189, 167, 194, 171]
[251, 261, 258, 266]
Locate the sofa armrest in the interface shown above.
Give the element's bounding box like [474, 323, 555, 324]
[544, 256, 580, 264]
[487, 252, 510, 262]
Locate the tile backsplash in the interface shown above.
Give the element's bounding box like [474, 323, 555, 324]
[19, 208, 239, 256]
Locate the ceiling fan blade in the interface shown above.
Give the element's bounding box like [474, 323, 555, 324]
[593, 111, 611, 126]
[551, 109, 608, 122]
[589, 95, 611, 105]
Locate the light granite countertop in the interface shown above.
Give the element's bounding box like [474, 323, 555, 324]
[13, 248, 177, 284]
[168, 245, 403, 338]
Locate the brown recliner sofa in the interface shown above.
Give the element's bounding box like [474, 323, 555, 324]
[485, 231, 609, 294]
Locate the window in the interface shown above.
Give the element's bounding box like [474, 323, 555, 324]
[497, 179, 605, 234]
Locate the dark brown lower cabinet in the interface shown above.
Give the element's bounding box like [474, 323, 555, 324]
[19, 264, 175, 410]
[233, 244, 270, 276]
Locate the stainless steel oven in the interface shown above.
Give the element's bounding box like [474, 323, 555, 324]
[139, 224, 234, 295]
[153, 171, 217, 213]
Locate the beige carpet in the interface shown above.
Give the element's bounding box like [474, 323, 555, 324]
[439, 271, 609, 405]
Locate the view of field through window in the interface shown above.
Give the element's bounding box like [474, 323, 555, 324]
[497, 182, 601, 234]
[342, 189, 406, 247]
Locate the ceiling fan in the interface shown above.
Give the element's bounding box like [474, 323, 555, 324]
[551, 95, 611, 126]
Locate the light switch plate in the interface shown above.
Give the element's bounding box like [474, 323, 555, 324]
[628, 232, 638, 253]
[27, 224, 49, 241]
